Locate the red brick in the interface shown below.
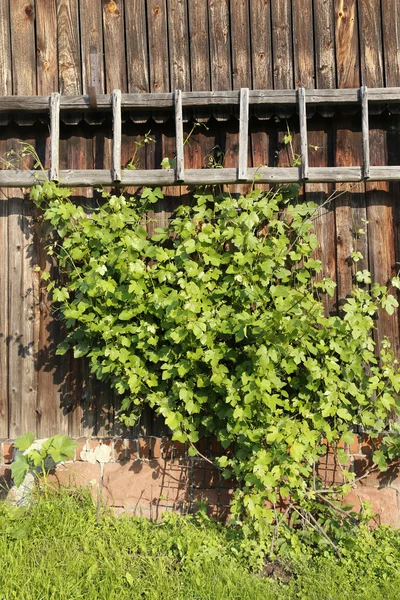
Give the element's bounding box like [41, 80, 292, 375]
[139, 438, 150, 459]
[151, 437, 161, 459]
[49, 462, 101, 502]
[126, 439, 139, 460]
[348, 434, 361, 455]
[2, 442, 13, 464]
[114, 439, 126, 461]
[361, 434, 383, 457]
[173, 441, 186, 458]
[161, 437, 173, 459]
[345, 486, 400, 528]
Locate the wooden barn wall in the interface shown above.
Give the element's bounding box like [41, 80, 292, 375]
[0, 0, 399, 439]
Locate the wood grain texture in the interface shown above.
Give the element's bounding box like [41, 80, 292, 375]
[167, 0, 191, 91]
[208, 0, 231, 119]
[79, 0, 105, 94]
[147, 0, 170, 92]
[0, 0, 12, 96]
[0, 133, 8, 437]
[57, 0, 82, 95]
[358, 0, 384, 88]
[292, 0, 315, 88]
[36, 0, 58, 94]
[230, 0, 252, 90]
[334, 0, 360, 88]
[102, 0, 127, 92]
[188, 0, 211, 91]
[271, 0, 294, 89]
[381, 0, 400, 87]
[250, 0, 273, 90]
[125, 0, 149, 93]
[313, 0, 336, 89]
[10, 1, 37, 95]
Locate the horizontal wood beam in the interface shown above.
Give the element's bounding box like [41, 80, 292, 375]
[0, 87, 399, 112]
[2, 166, 400, 189]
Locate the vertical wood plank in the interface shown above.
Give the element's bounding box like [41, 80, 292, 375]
[359, 0, 398, 353]
[230, 0, 252, 90]
[125, 0, 149, 93]
[358, 0, 384, 88]
[334, 0, 360, 88]
[0, 134, 8, 437]
[313, 0, 336, 89]
[381, 0, 400, 87]
[36, 0, 59, 94]
[271, 0, 294, 89]
[0, 0, 13, 125]
[102, 0, 127, 93]
[79, 0, 105, 94]
[208, 0, 232, 119]
[147, 0, 170, 93]
[187, 0, 210, 120]
[57, 0, 82, 95]
[334, 0, 366, 308]
[307, 0, 337, 315]
[168, 0, 191, 91]
[188, 0, 210, 91]
[292, 0, 315, 88]
[249, 0, 273, 90]
[10, 0, 37, 95]
[7, 130, 40, 438]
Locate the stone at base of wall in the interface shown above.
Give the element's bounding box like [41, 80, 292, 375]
[1, 435, 400, 526]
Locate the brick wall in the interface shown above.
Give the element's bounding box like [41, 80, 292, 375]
[1, 435, 399, 526]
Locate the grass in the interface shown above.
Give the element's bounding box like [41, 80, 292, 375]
[0, 487, 400, 599]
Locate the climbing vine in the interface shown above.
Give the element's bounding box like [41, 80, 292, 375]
[30, 179, 400, 548]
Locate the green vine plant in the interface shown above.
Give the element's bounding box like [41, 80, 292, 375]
[27, 174, 400, 555]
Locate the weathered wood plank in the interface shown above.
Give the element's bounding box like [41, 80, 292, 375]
[334, 0, 360, 89]
[57, 0, 82, 95]
[292, 0, 315, 88]
[249, 0, 273, 120]
[271, 0, 294, 90]
[10, 1, 37, 96]
[0, 0, 12, 126]
[7, 132, 39, 438]
[0, 132, 9, 436]
[381, 0, 400, 87]
[125, 0, 149, 95]
[0, 88, 400, 113]
[112, 89, 122, 181]
[4, 165, 400, 188]
[102, 0, 127, 93]
[313, 0, 336, 90]
[358, 0, 385, 89]
[50, 93, 61, 181]
[298, 87, 309, 180]
[36, 0, 58, 94]
[187, 0, 210, 120]
[168, 0, 191, 91]
[230, 0, 252, 90]
[175, 90, 185, 181]
[361, 86, 370, 179]
[208, 0, 232, 119]
[238, 88, 249, 180]
[147, 0, 170, 123]
[79, 0, 104, 94]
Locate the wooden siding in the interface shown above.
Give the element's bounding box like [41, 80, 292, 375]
[0, 0, 399, 439]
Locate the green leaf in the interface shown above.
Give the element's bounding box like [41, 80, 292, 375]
[10, 456, 30, 487]
[373, 450, 388, 472]
[14, 432, 35, 451]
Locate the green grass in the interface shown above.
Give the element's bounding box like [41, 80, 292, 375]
[0, 488, 400, 600]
